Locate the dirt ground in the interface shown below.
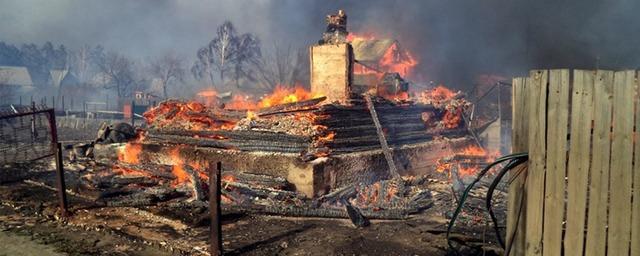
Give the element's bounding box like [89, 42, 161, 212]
[0, 165, 503, 256]
[0, 128, 504, 255]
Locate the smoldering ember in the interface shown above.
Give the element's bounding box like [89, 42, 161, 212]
[2, 2, 640, 256]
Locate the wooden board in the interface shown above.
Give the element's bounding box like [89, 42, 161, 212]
[633, 74, 640, 256]
[506, 77, 529, 255]
[542, 69, 570, 256]
[564, 70, 595, 255]
[607, 70, 635, 256]
[585, 70, 614, 256]
[524, 70, 547, 256]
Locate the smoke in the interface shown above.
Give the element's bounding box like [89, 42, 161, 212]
[1, 0, 640, 88]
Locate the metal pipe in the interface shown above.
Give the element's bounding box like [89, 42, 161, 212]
[209, 162, 223, 256]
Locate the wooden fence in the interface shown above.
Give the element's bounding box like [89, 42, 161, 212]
[507, 70, 640, 256]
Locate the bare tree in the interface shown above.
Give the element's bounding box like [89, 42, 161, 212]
[251, 44, 309, 89]
[192, 21, 261, 87]
[150, 53, 185, 99]
[69, 45, 100, 81]
[232, 33, 261, 87]
[97, 52, 136, 98]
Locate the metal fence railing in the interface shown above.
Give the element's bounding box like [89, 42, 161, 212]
[0, 103, 68, 216]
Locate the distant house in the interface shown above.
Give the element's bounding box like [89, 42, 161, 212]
[351, 38, 397, 67]
[0, 66, 35, 103]
[0, 66, 34, 87]
[50, 69, 80, 88]
[350, 38, 416, 77]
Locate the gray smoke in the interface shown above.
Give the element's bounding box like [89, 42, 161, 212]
[1, 0, 639, 88]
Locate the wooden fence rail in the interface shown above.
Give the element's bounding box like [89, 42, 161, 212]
[507, 69, 640, 256]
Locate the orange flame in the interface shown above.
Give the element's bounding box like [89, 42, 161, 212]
[196, 89, 218, 107]
[420, 86, 457, 104]
[169, 148, 189, 185]
[117, 143, 142, 164]
[435, 145, 498, 179]
[143, 100, 236, 131]
[346, 33, 376, 42]
[258, 85, 322, 108]
[348, 33, 418, 78]
[379, 43, 418, 78]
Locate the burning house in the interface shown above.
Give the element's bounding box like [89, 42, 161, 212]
[0, 8, 514, 256]
[88, 10, 490, 213]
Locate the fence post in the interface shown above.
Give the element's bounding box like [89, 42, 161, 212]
[47, 108, 68, 217]
[54, 142, 68, 217]
[131, 100, 135, 126]
[209, 162, 222, 256]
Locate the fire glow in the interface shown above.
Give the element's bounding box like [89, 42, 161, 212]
[348, 33, 418, 78]
[436, 145, 498, 179]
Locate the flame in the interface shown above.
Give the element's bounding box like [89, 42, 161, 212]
[196, 89, 218, 107]
[258, 85, 321, 108]
[346, 33, 376, 42]
[246, 111, 258, 120]
[169, 148, 190, 185]
[460, 145, 487, 156]
[418, 85, 466, 129]
[435, 145, 498, 179]
[225, 94, 258, 110]
[112, 165, 150, 177]
[117, 143, 142, 164]
[443, 107, 463, 129]
[420, 86, 457, 104]
[314, 132, 336, 146]
[143, 100, 236, 131]
[379, 43, 418, 77]
[348, 33, 418, 78]
[195, 85, 320, 111]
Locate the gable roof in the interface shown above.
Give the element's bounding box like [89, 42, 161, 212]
[50, 69, 69, 87]
[351, 38, 396, 63]
[0, 66, 34, 87]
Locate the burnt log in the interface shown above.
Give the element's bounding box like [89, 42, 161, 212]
[184, 165, 206, 201]
[257, 97, 326, 116]
[222, 171, 291, 190]
[147, 129, 310, 143]
[114, 162, 176, 179]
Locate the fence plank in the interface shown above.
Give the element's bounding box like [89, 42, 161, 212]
[506, 77, 530, 255]
[542, 69, 570, 256]
[564, 70, 595, 255]
[608, 70, 635, 256]
[631, 71, 640, 256]
[585, 70, 614, 256]
[525, 70, 547, 256]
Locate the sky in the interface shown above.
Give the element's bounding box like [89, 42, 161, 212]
[2, 0, 640, 88]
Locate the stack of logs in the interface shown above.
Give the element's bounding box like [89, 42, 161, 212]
[142, 96, 469, 158]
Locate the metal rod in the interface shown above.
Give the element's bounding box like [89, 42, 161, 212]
[209, 162, 223, 256]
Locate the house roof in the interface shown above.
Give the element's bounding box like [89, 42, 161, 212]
[0, 66, 34, 87]
[351, 38, 396, 63]
[50, 69, 69, 87]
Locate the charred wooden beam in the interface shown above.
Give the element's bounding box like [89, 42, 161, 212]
[184, 165, 206, 201]
[257, 97, 326, 116]
[364, 94, 399, 179]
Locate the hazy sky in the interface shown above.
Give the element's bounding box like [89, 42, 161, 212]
[2, 0, 640, 87]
